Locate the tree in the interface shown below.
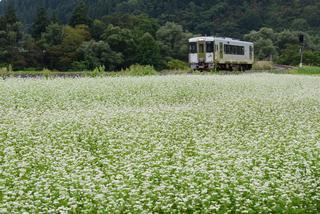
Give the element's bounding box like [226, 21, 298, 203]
[101, 13, 159, 37]
[49, 24, 91, 70]
[0, 4, 25, 69]
[291, 18, 310, 31]
[156, 22, 192, 61]
[40, 23, 64, 48]
[102, 24, 138, 68]
[255, 38, 278, 60]
[244, 28, 277, 43]
[244, 28, 278, 60]
[277, 44, 301, 65]
[31, 7, 50, 39]
[74, 40, 123, 70]
[22, 34, 43, 69]
[239, 11, 262, 33]
[3, 3, 17, 25]
[136, 33, 161, 67]
[69, 0, 90, 27]
[90, 19, 107, 40]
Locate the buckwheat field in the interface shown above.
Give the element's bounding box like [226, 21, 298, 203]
[0, 74, 319, 213]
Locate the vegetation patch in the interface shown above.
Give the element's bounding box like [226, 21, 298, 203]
[289, 66, 320, 75]
[122, 64, 158, 76]
[0, 74, 319, 213]
[167, 59, 189, 70]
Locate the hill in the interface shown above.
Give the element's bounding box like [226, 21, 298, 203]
[1, 0, 320, 37]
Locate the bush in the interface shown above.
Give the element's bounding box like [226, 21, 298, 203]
[253, 61, 274, 70]
[123, 64, 157, 76]
[167, 59, 189, 70]
[89, 65, 106, 77]
[71, 61, 88, 71]
[42, 68, 51, 79]
[0, 65, 13, 79]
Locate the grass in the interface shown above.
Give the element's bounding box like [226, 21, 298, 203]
[0, 74, 320, 212]
[289, 66, 320, 75]
[8, 65, 320, 78]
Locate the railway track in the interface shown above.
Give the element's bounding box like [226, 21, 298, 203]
[274, 64, 296, 69]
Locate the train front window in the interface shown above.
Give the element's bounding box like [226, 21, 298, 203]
[189, 42, 197, 53]
[199, 43, 204, 53]
[206, 42, 214, 53]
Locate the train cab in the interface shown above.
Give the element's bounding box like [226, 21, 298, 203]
[189, 37, 215, 70]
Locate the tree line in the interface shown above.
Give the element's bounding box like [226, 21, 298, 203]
[0, 2, 193, 71]
[0, 1, 319, 71]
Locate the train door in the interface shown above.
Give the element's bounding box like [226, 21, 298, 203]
[219, 42, 223, 60]
[205, 41, 214, 64]
[189, 42, 198, 64]
[197, 41, 205, 62]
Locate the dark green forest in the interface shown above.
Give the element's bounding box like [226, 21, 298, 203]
[0, 0, 320, 71]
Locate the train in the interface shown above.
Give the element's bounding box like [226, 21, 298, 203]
[188, 36, 254, 71]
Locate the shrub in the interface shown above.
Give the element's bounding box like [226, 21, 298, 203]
[42, 68, 52, 80]
[0, 65, 13, 80]
[123, 64, 157, 76]
[71, 61, 88, 71]
[167, 59, 189, 70]
[90, 65, 106, 77]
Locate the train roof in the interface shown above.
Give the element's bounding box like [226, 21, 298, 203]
[189, 36, 253, 45]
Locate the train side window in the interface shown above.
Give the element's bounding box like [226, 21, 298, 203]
[189, 42, 197, 53]
[224, 44, 229, 54]
[249, 46, 253, 59]
[206, 42, 214, 53]
[224, 44, 245, 55]
[232, 46, 235, 54]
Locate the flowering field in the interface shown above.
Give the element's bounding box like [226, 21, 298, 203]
[0, 74, 320, 213]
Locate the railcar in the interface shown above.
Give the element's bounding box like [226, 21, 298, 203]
[189, 36, 254, 71]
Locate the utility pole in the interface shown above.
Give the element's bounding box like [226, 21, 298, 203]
[299, 34, 304, 68]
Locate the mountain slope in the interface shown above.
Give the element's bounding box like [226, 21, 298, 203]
[0, 0, 320, 37]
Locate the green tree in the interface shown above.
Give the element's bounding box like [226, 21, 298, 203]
[102, 24, 137, 68]
[255, 39, 278, 60]
[3, 3, 17, 25]
[40, 23, 64, 48]
[69, 0, 90, 27]
[31, 7, 50, 39]
[244, 28, 277, 43]
[90, 19, 107, 40]
[22, 34, 43, 68]
[291, 18, 310, 31]
[244, 28, 278, 60]
[278, 45, 301, 65]
[75, 40, 123, 70]
[101, 13, 159, 37]
[49, 24, 91, 70]
[136, 33, 161, 67]
[156, 22, 192, 61]
[0, 4, 25, 69]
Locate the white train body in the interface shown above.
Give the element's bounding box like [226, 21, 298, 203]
[189, 36, 254, 70]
